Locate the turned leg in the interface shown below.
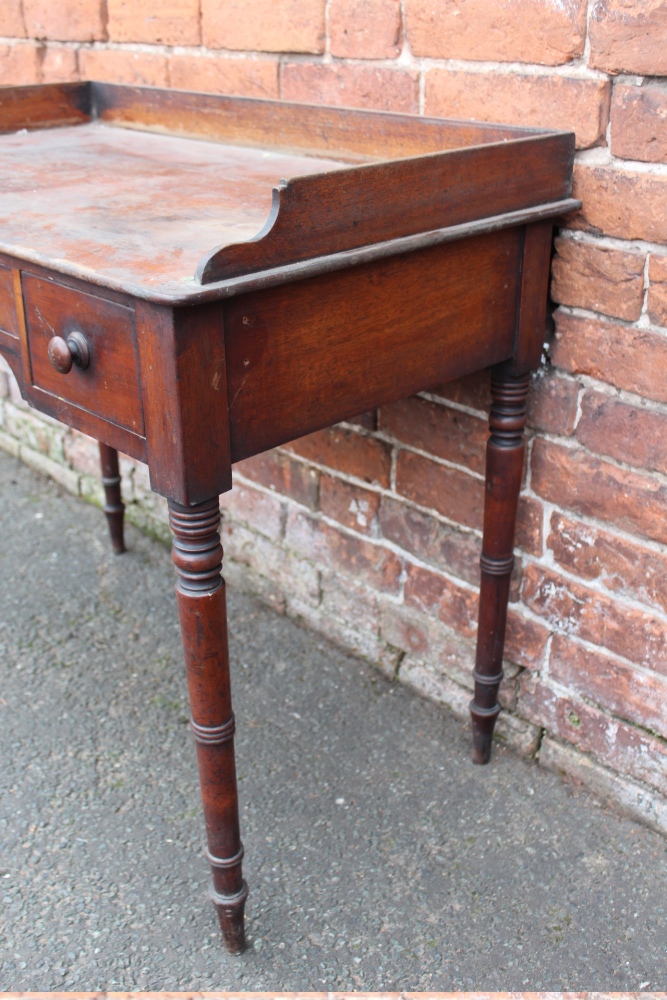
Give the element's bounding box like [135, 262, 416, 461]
[168, 497, 248, 953]
[470, 366, 530, 764]
[98, 442, 125, 554]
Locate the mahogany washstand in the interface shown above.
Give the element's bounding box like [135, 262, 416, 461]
[0, 82, 578, 953]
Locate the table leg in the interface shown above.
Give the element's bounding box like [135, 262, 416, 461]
[470, 366, 530, 764]
[168, 497, 248, 954]
[98, 442, 125, 554]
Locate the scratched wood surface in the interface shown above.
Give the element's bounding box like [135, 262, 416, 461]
[0, 122, 347, 292]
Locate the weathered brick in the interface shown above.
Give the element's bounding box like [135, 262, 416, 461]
[4, 402, 65, 462]
[319, 475, 380, 535]
[380, 396, 487, 475]
[395, 450, 484, 531]
[551, 237, 646, 322]
[222, 477, 285, 541]
[548, 511, 667, 617]
[202, 0, 325, 54]
[23, 0, 105, 42]
[404, 0, 586, 64]
[520, 673, 667, 798]
[572, 163, 667, 244]
[431, 370, 491, 414]
[79, 48, 168, 87]
[169, 54, 279, 99]
[0, 43, 40, 85]
[504, 609, 551, 671]
[346, 411, 377, 432]
[63, 429, 101, 478]
[285, 508, 402, 594]
[425, 70, 609, 150]
[236, 450, 319, 510]
[224, 521, 319, 610]
[577, 389, 667, 476]
[285, 426, 391, 487]
[516, 496, 544, 558]
[0, 1, 27, 36]
[526, 369, 580, 436]
[552, 310, 667, 405]
[281, 63, 418, 115]
[549, 632, 667, 737]
[404, 562, 478, 638]
[532, 438, 667, 546]
[379, 495, 481, 585]
[522, 562, 667, 673]
[40, 46, 78, 83]
[648, 254, 667, 328]
[611, 83, 667, 164]
[107, 0, 200, 45]
[589, 0, 667, 75]
[328, 0, 401, 59]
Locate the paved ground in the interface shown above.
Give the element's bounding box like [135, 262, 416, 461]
[1, 449, 666, 992]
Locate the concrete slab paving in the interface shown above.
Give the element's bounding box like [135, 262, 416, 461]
[0, 450, 666, 992]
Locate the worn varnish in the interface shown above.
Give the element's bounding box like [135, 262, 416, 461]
[0, 82, 579, 953]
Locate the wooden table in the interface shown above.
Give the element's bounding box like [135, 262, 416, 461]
[0, 81, 578, 953]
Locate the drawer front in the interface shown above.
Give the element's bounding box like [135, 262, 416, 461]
[23, 274, 144, 435]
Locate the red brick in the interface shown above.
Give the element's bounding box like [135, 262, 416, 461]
[404, 563, 478, 638]
[516, 496, 544, 557]
[221, 478, 284, 541]
[648, 254, 667, 328]
[549, 633, 667, 737]
[319, 475, 380, 535]
[522, 562, 667, 673]
[346, 411, 377, 432]
[611, 83, 667, 164]
[552, 310, 667, 405]
[395, 450, 484, 531]
[281, 62, 418, 115]
[519, 673, 667, 797]
[379, 494, 482, 585]
[328, 0, 401, 59]
[431, 370, 491, 414]
[589, 0, 667, 75]
[285, 426, 391, 487]
[0, 43, 40, 85]
[285, 508, 402, 594]
[108, 0, 200, 44]
[79, 48, 167, 87]
[526, 370, 580, 436]
[425, 70, 609, 150]
[202, 0, 325, 54]
[23, 0, 105, 42]
[40, 46, 78, 83]
[380, 396, 487, 475]
[551, 237, 646, 322]
[404, 0, 586, 65]
[548, 511, 667, 618]
[504, 609, 551, 671]
[169, 54, 279, 100]
[236, 450, 319, 510]
[64, 429, 102, 478]
[577, 389, 667, 476]
[0, 1, 26, 36]
[531, 438, 667, 546]
[572, 163, 667, 244]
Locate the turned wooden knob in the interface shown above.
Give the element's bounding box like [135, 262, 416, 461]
[47, 331, 90, 374]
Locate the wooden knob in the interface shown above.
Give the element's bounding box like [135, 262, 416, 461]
[47, 331, 90, 374]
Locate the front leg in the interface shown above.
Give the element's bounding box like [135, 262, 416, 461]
[168, 497, 248, 953]
[470, 365, 530, 764]
[98, 442, 125, 554]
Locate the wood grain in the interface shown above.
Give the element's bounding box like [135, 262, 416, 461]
[0, 82, 90, 133]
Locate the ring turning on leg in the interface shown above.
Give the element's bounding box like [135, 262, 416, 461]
[169, 497, 247, 953]
[98, 442, 125, 554]
[470, 367, 530, 764]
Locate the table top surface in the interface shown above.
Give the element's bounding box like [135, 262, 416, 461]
[0, 122, 347, 294]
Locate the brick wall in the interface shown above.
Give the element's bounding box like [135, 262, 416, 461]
[1, 0, 667, 832]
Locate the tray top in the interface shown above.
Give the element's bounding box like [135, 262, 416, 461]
[0, 122, 347, 295]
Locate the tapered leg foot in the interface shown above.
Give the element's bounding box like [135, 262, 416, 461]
[470, 367, 530, 764]
[99, 442, 125, 554]
[169, 497, 248, 954]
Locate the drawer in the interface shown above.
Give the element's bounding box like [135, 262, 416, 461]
[23, 274, 144, 436]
